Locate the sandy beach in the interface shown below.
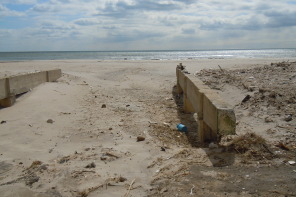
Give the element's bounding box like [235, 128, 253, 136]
[0, 58, 296, 197]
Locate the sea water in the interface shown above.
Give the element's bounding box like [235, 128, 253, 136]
[0, 49, 295, 61]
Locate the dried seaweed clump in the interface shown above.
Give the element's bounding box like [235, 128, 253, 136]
[229, 132, 273, 160]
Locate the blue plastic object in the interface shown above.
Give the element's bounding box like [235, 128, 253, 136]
[177, 123, 187, 132]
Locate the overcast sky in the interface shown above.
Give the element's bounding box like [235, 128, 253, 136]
[0, 0, 296, 51]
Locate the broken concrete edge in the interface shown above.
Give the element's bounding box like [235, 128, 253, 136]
[176, 64, 236, 142]
[0, 69, 62, 107]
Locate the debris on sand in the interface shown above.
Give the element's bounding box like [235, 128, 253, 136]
[284, 114, 292, 122]
[58, 156, 71, 164]
[226, 132, 274, 161]
[137, 136, 145, 142]
[276, 142, 290, 151]
[85, 162, 96, 168]
[78, 176, 128, 197]
[241, 95, 251, 103]
[25, 173, 40, 186]
[28, 160, 42, 169]
[47, 119, 54, 124]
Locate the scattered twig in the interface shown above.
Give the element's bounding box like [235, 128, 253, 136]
[218, 65, 224, 73]
[78, 183, 104, 197]
[190, 185, 195, 195]
[105, 152, 120, 158]
[124, 178, 136, 197]
[276, 142, 290, 151]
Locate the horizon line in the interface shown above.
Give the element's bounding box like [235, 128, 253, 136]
[1, 48, 296, 53]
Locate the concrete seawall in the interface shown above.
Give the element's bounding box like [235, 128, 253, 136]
[176, 64, 236, 142]
[0, 69, 62, 107]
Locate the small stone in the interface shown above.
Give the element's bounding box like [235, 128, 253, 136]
[118, 176, 127, 182]
[137, 136, 145, 142]
[0, 120, 6, 124]
[47, 119, 54, 124]
[109, 127, 113, 130]
[101, 104, 106, 108]
[284, 115, 292, 122]
[85, 162, 96, 168]
[161, 147, 166, 151]
[242, 95, 251, 103]
[84, 148, 90, 151]
[100, 156, 107, 161]
[160, 188, 168, 193]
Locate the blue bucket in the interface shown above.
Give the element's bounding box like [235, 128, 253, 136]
[177, 123, 187, 132]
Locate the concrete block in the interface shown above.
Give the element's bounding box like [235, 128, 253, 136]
[47, 69, 62, 82]
[177, 69, 187, 92]
[202, 92, 218, 138]
[0, 94, 15, 107]
[9, 71, 47, 95]
[184, 94, 195, 113]
[186, 75, 211, 117]
[218, 109, 236, 136]
[0, 78, 8, 100]
[176, 65, 236, 142]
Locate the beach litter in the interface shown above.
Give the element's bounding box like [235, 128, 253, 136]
[177, 123, 187, 132]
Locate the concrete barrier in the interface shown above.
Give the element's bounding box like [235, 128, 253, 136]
[0, 69, 62, 107]
[176, 64, 235, 142]
[0, 78, 8, 100]
[47, 69, 62, 82]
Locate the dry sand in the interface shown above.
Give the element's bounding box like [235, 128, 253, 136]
[0, 58, 296, 197]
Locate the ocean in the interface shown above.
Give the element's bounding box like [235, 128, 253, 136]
[0, 49, 295, 61]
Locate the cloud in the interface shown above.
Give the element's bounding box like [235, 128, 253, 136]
[1, 0, 296, 51]
[0, 4, 25, 16]
[182, 28, 196, 34]
[74, 18, 100, 26]
[31, 4, 57, 12]
[264, 10, 296, 28]
[97, 0, 183, 18]
[1, 0, 37, 4]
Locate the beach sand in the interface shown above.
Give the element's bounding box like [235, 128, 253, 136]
[0, 58, 296, 197]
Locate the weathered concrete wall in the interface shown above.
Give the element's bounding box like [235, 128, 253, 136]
[9, 71, 47, 95]
[0, 78, 8, 100]
[0, 69, 62, 107]
[47, 69, 62, 82]
[176, 64, 235, 142]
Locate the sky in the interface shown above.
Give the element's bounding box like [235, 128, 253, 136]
[0, 0, 296, 51]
